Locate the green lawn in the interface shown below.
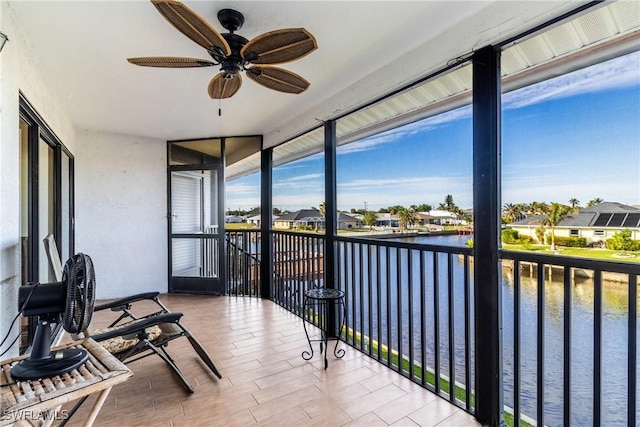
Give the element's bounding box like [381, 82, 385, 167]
[503, 243, 640, 263]
[225, 223, 258, 230]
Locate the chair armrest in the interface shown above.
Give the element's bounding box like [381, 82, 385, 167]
[94, 292, 161, 312]
[90, 312, 183, 341]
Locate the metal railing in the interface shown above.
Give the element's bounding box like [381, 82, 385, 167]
[500, 250, 638, 427]
[224, 230, 639, 425]
[271, 231, 325, 313]
[335, 236, 475, 411]
[225, 230, 261, 296]
[266, 231, 475, 411]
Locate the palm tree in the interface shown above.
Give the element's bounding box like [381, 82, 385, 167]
[530, 201, 548, 215]
[587, 197, 604, 207]
[535, 223, 546, 244]
[542, 202, 572, 250]
[319, 202, 326, 218]
[438, 194, 456, 211]
[502, 203, 522, 224]
[568, 198, 581, 213]
[397, 207, 417, 232]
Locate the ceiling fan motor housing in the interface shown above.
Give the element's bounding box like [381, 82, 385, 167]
[219, 32, 248, 76]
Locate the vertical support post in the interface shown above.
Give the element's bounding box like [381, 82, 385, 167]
[219, 140, 228, 295]
[472, 45, 503, 427]
[260, 147, 273, 300]
[324, 120, 337, 336]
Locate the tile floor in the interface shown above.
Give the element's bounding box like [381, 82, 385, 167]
[64, 294, 480, 426]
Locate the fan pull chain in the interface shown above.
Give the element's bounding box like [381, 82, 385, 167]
[218, 99, 222, 117]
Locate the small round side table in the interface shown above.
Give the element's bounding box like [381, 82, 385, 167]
[302, 287, 346, 369]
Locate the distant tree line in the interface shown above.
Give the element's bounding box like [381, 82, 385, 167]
[502, 197, 604, 224]
[502, 197, 605, 250]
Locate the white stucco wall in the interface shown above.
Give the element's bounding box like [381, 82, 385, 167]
[0, 2, 77, 357]
[74, 129, 167, 299]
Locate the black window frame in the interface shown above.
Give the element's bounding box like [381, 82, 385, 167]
[19, 94, 75, 349]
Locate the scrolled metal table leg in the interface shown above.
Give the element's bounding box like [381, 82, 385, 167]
[333, 298, 346, 359]
[301, 296, 314, 361]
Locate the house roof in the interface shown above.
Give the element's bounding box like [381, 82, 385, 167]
[276, 209, 322, 222]
[338, 213, 359, 222]
[578, 202, 640, 214]
[509, 202, 640, 228]
[375, 213, 399, 220]
[276, 209, 359, 222]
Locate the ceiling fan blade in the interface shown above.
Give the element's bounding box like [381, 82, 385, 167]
[246, 66, 310, 94]
[127, 56, 215, 68]
[208, 72, 243, 99]
[241, 28, 317, 65]
[151, 0, 231, 55]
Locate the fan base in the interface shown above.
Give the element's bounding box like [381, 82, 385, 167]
[11, 348, 89, 381]
[217, 9, 244, 32]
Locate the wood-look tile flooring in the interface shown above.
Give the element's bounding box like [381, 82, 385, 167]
[64, 294, 479, 426]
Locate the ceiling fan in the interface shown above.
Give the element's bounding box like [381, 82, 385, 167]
[128, 0, 318, 100]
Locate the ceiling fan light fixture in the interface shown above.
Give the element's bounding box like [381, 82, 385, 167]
[209, 71, 242, 99]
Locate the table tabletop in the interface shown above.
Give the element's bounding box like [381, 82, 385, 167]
[304, 288, 345, 300]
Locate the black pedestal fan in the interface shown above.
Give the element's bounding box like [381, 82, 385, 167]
[11, 253, 96, 381]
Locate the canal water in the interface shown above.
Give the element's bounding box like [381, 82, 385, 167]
[383, 234, 639, 426]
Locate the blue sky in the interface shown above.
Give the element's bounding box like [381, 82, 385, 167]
[227, 51, 640, 212]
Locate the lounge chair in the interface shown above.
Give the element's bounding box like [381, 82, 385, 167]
[43, 234, 221, 394]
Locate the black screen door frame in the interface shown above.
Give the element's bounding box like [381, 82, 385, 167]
[168, 161, 225, 295]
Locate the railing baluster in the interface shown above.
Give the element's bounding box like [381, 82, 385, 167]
[434, 251, 440, 392]
[376, 244, 382, 361]
[537, 262, 545, 427]
[351, 241, 357, 347]
[629, 273, 637, 427]
[464, 254, 471, 411]
[448, 252, 455, 402]
[367, 243, 373, 355]
[420, 250, 427, 388]
[344, 241, 352, 345]
[397, 247, 403, 371]
[386, 246, 392, 368]
[594, 269, 602, 427]
[563, 265, 572, 427]
[514, 260, 521, 427]
[337, 241, 343, 327]
[359, 242, 365, 352]
[408, 248, 415, 378]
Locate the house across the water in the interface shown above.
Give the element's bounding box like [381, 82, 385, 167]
[507, 202, 640, 244]
[273, 209, 361, 230]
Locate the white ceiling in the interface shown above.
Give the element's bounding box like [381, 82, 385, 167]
[7, 0, 585, 147]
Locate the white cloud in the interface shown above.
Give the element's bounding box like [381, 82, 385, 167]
[338, 175, 473, 210]
[338, 105, 472, 155]
[503, 51, 640, 109]
[274, 192, 325, 211]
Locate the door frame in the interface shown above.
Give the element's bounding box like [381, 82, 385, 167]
[167, 148, 225, 295]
